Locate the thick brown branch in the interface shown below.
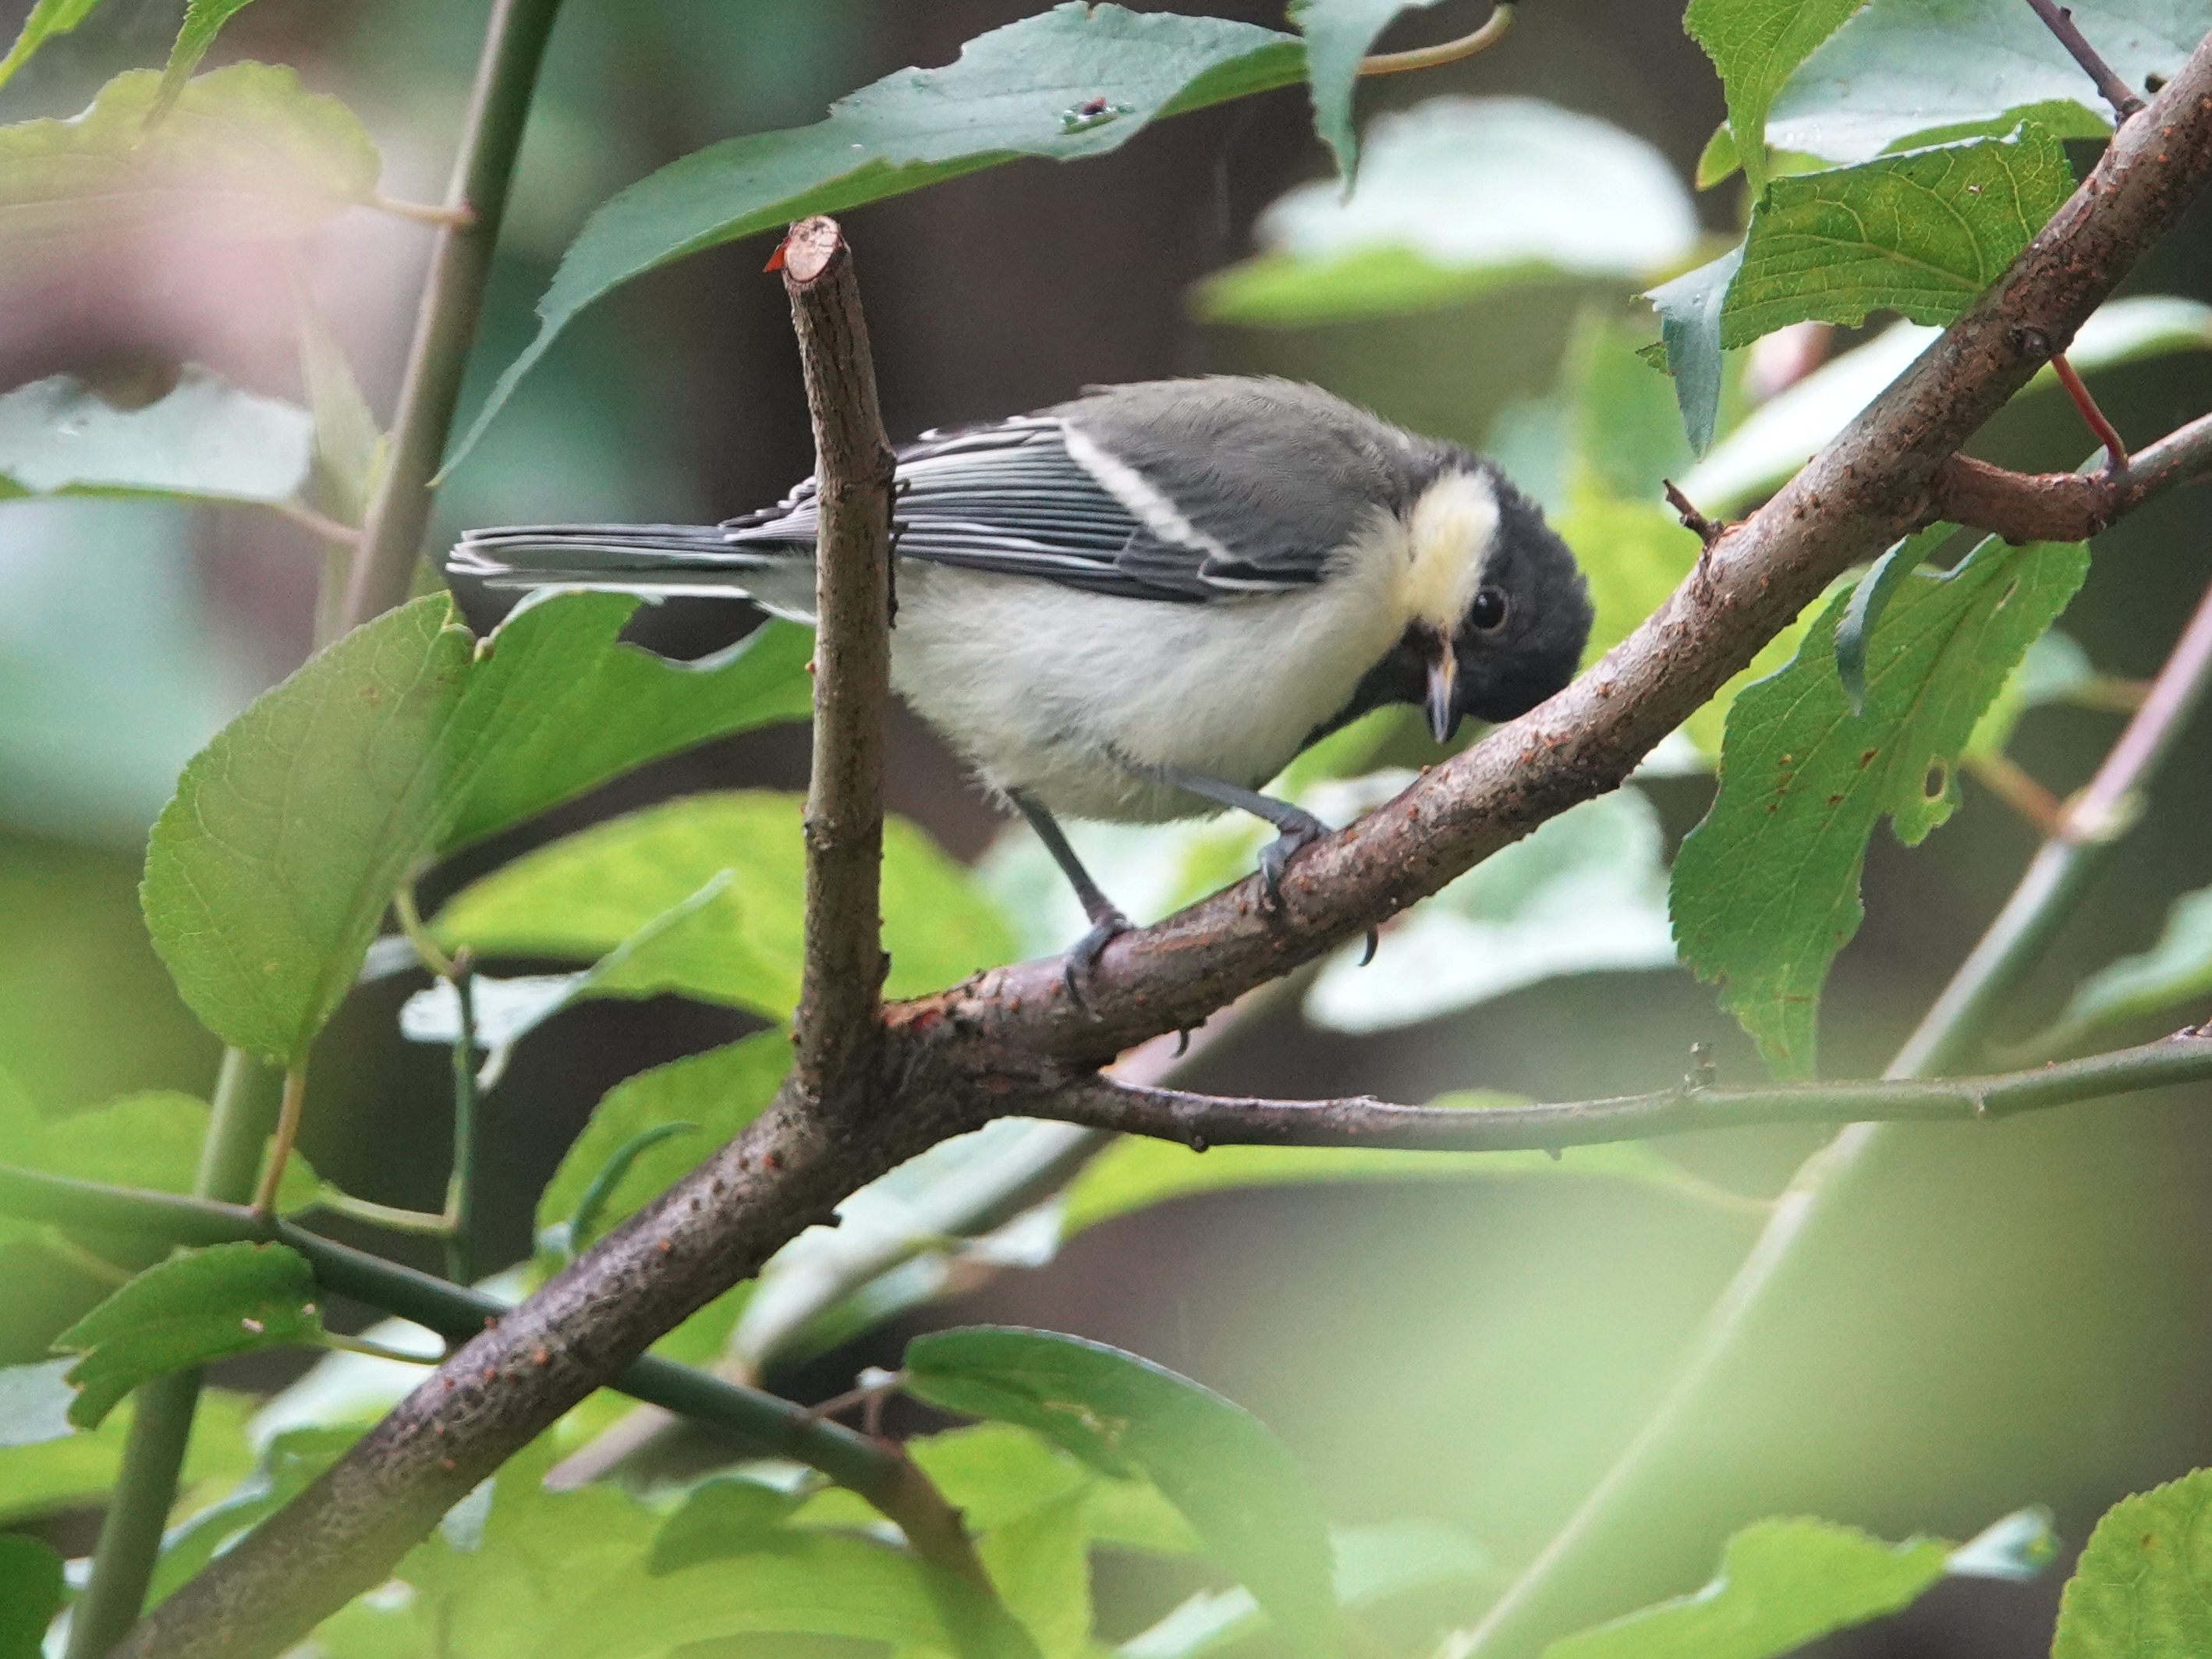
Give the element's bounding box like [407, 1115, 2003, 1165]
[783, 216, 897, 1101]
[1925, 406, 2212, 539]
[1034, 1034, 2212, 1152]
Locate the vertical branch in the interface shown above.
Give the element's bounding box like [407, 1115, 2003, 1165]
[444, 957, 480, 1284]
[780, 217, 897, 1102]
[339, 0, 566, 632]
[64, 1053, 280, 1659]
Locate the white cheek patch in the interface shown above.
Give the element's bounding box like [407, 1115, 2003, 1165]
[1402, 470, 1499, 633]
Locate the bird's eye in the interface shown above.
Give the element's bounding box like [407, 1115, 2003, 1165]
[1469, 587, 1508, 631]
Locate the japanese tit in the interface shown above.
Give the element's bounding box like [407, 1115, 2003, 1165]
[451, 375, 1593, 981]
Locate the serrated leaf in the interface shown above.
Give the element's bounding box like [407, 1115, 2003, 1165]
[1671, 534, 2090, 1076]
[150, 0, 266, 127]
[647, 1474, 803, 1576]
[1683, 0, 1863, 192]
[534, 1031, 788, 1255]
[2051, 1468, 2212, 1656]
[1060, 1124, 1749, 1239]
[434, 790, 1013, 1017]
[1769, 0, 2208, 164]
[53, 1242, 324, 1428]
[1647, 243, 1743, 455]
[904, 1325, 1340, 1656]
[0, 1384, 252, 1524]
[1306, 789, 1679, 1031]
[1721, 127, 2074, 346]
[1288, 0, 1451, 179]
[2038, 885, 2212, 1054]
[142, 593, 810, 1065]
[38, 1091, 318, 1214]
[1966, 627, 2094, 760]
[0, 0, 105, 92]
[0, 1533, 63, 1659]
[450, 3, 1299, 473]
[1198, 96, 1700, 327]
[0, 64, 381, 267]
[1543, 1516, 1952, 1659]
[0, 367, 312, 507]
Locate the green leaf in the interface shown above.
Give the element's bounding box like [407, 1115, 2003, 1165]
[1306, 789, 1679, 1031]
[0, 367, 312, 507]
[1721, 127, 2075, 346]
[2053, 1469, 2212, 1656]
[550, 1121, 699, 1261]
[1543, 1516, 1951, 1659]
[647, 1474, 803, 1576]
[0, 64, 381, 269]
[294, 280, 384, 526]
[1682, 0, 1863, 192]
[1768, 0, 2208, 164]
[438, 601, 814, 853]
[435, 790, 1014, 1016]
[534, 1031, 788, 1255]
[41, 1091, 318, 1214]
[143, 593, 810, 1065]
[2040, 885, 2212, 1053]
[0, 1534, 63, 1659]
[1061, 1122, 1752, 1239]
[450, 3, 1299, 473]
[0, 1384, 252, 1524]
[1696, 122, 1742, 189]
[1197, 96, 1700, 326]
[1966, 626, 2094, 760]
[1834, 530, 1945, 718]
[904, 1325, 1340, 1656]
[150, 0, 266, 128]
[1671, 534, 2090, 1075]
[53, 1242, 324, 1428]
[980, 1487, 1094, 1658]
[1288, 0, 1451, 179]
[0, 0, 106, 92]
[1647, 243, 1744, 455]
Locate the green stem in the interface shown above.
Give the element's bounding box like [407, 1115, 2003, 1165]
[339, 0, 565, 630]
[444, 961, 480, 1285]
[64, 1053, 278, 1659]
[0, 1167, 922, 1516]
[1453, 574, 2212, 1658]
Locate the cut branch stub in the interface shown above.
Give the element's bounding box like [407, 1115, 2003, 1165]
[782, 214, 897, 1104]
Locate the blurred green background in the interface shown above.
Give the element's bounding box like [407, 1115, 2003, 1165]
[5, 1, 2212, 1650]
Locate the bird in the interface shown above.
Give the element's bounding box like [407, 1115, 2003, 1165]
[450, 375, 1593, 996]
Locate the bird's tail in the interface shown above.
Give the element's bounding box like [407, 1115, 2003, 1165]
[448, 523, 814, 609]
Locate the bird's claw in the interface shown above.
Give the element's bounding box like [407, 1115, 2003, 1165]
[1062, 907, 1133, 1012]
[1257, 812, 1330, 913]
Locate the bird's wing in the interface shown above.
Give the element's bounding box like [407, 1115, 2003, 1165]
[725, 412, 1342, 602]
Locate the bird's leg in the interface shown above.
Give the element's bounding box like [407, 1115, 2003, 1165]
[1151, 766, 1337, 917]
[1011, 791, 1131, 1006]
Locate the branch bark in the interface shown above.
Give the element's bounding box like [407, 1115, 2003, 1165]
[1925, 407, 2212, 541]
[115, 39, 2212, 1659]
[1038, 1033, 2212, 1150]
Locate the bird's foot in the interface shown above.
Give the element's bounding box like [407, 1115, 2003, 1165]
[1257, 810, 1331, 913]
[1062, 906, 1134, 1012]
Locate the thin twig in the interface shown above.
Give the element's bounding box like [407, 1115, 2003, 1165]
[1356, 2, 1513, 76]
[340, 0, 565, 632]
[1661, 479, 1725, 548]
[271, 500, 363, 546]
[1963, 752, 2067, 835]
[1037, 1033, 2212, 1151]
[2022, 0, 2147, 120]
[370, 194, 478, 229]
[2052, 352, 2129, 470]
[250, 1069, 307, 1216]
[444, 956, 480, 1285]
[782, 215, 898, 1104]
[308, 1189, 454, 1237]
[1450, 563, 2212, 1658]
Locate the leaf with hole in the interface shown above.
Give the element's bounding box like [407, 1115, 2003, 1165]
[1671, 534, 2089, 1076]
[1198, 96, 1700, 326]
[0, 64, 381, 269]
[1683, 0, 1864, 190]
[904, 1325, 1340, 1655]
[449, 3, 1300, 471]
[53, 1242, 324, 1428]
[435, 789, 1013, 1017]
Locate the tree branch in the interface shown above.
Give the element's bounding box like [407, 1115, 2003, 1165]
[1924, 406, 2212, 541]
[113, 38, 2212, 1659]
[783, 215, 897, 1103]
[339, 0, 565, 631]
[2023, 0, 2148, 120]
[1037, 1033, 2212, 1151]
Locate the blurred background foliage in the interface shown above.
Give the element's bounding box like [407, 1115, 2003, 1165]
[5, 0, 2212, 1652]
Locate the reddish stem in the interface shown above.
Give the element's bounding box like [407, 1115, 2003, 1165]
[2053, 353, 2129, 472]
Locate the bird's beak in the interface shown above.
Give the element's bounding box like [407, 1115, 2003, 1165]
[1426, 649, 1459, 744]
